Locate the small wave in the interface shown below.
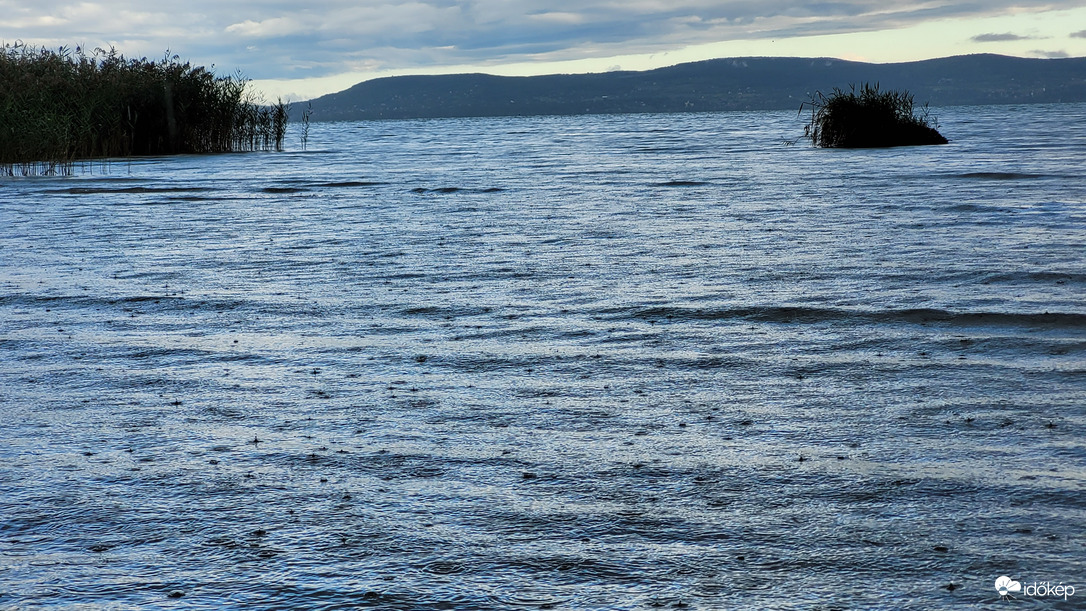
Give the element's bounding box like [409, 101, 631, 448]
[123, 347, 214, 361]
[981, 271, 1086, 285]
[0, 294, 263, 316]
[315, 181, 386, 187]
[0, 294, 173, 309]
[900, 310, 1086, 327]
[949, 172, 1051, 180]
[397, 304, 493, 318]
[262, 186, 309, 194]
[491, 593, 572, 609]
[602, 305, 1086, 328]
[653, 180, 710, 187]
[167, 195, 219, 202]
[946, 203, 995, 213]
[55, 186, 215, 195]
[411, 186, 505, 194]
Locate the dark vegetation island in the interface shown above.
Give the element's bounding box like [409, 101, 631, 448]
[802, 83, 948, 148]
[1, 43, 288, 176]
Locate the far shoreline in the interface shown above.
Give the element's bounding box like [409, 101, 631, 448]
[292, 54, 1086, 122]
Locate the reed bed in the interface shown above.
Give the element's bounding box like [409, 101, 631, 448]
[802, 82, 947, 148]
[1, 43, 288, 175]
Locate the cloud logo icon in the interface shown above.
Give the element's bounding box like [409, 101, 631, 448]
[996, 576, 1022, 597]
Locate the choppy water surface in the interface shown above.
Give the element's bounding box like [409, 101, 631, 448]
[1, 105, 1084, 610]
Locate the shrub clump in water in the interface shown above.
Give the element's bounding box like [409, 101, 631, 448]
[1, 43, 289, 175]
[802, 82, 947, 148]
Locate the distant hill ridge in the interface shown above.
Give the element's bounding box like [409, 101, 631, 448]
[299, 54, 1086, 121]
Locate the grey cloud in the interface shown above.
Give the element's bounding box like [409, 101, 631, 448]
[1072, 30, 1086, 38]
[1033, 49, 1069, 58]
[971, 32, 1031, 42]
[4, 0, 1085, 81]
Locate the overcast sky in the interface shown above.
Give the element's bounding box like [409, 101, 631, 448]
[4, 1, 1085, 100]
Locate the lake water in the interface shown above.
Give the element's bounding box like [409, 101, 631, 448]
[1, 105, 1084, 610]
